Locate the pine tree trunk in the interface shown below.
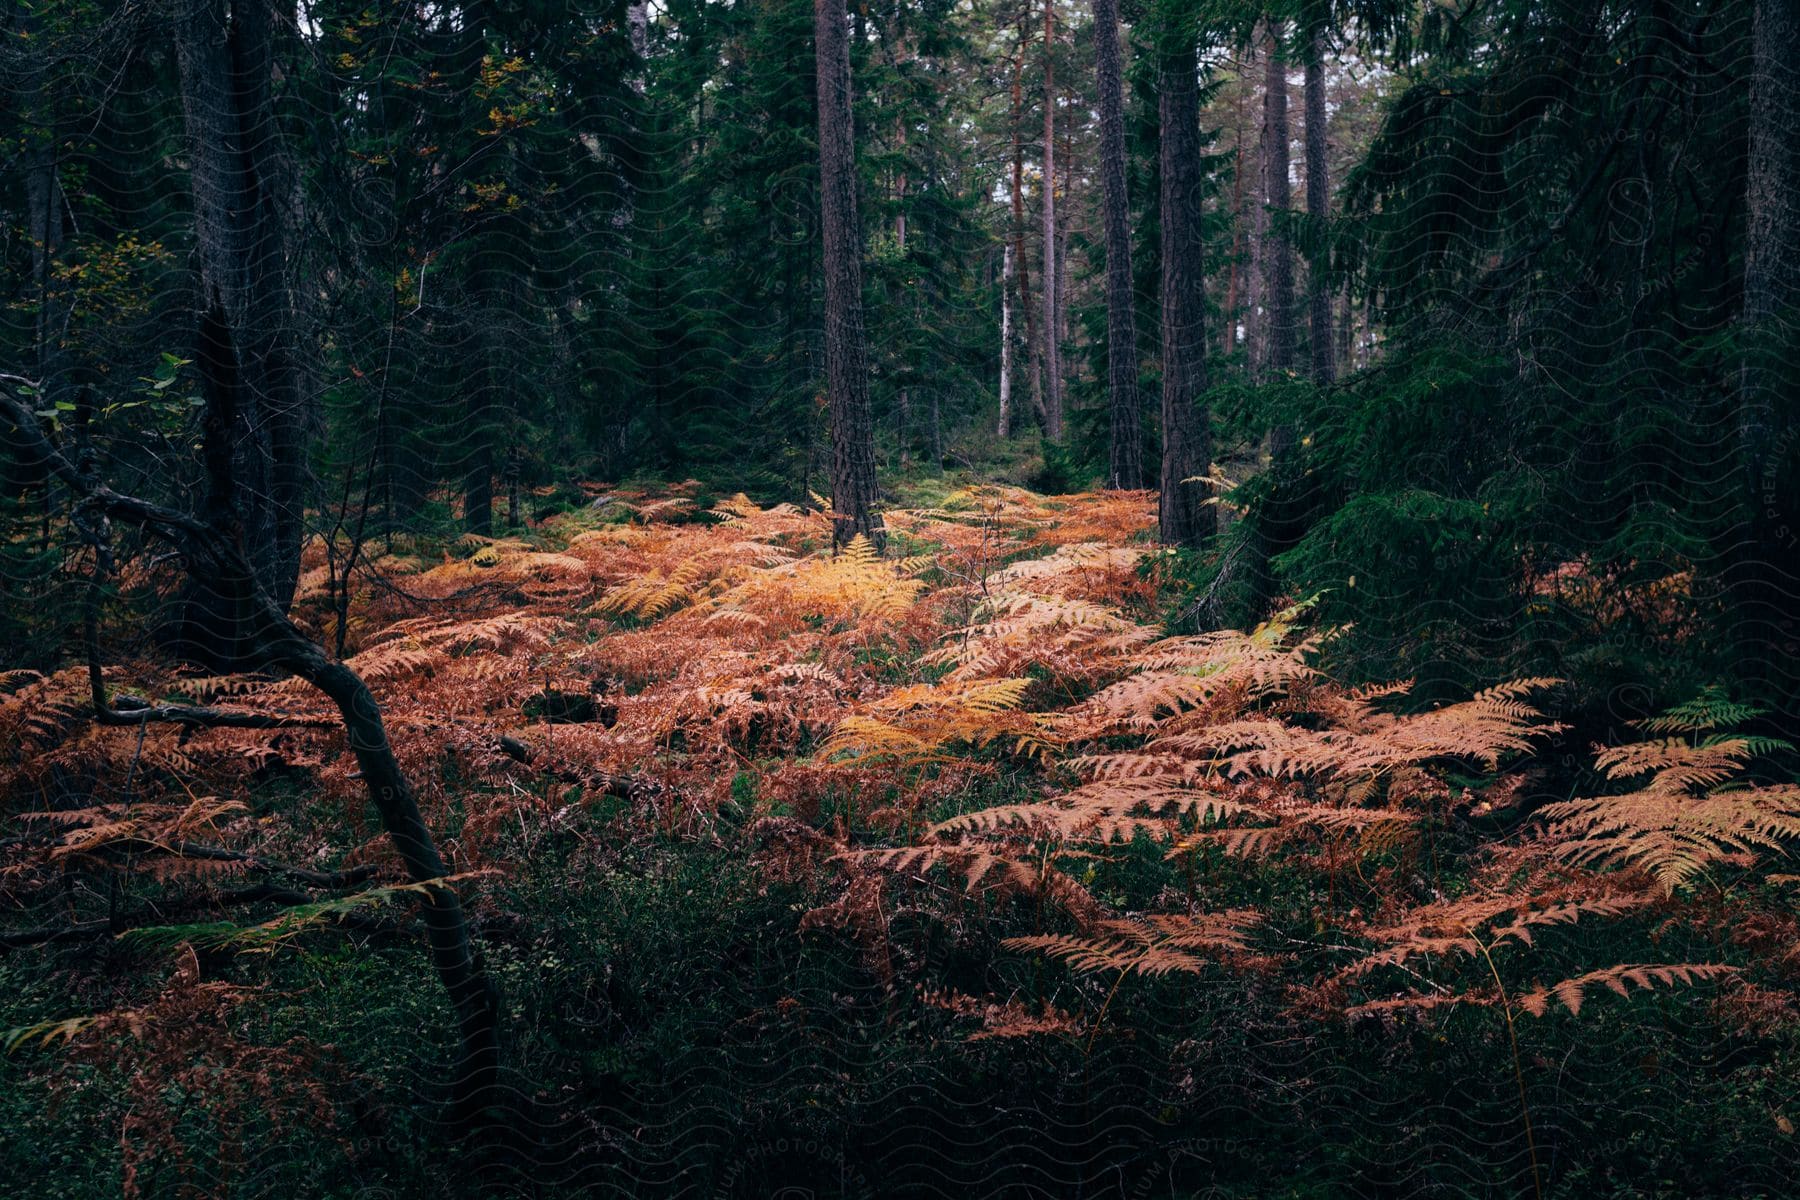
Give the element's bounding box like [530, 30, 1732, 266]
[1735, 0, 1800, 670]
[1040, 0, 1064, 442]
[463, 448, 493, 536]
[1010, 27, 1044, 434]
[815, 0, 884, 549]
[898, 389, 912, 469]
[1258, 19, 1295, 386]
[999, 242, 1016, 436]
[1304, 27, 1334, 386]
[172, 0, 308, 635]
[1741, 0, 1799, 483]
[1244, 16, 1299, 620]
[20, 2, 67, 428]
[1244, 38, 1265, 374]
[1095, 0, 1143, 488]
[1223, 56, 1251, 359]
[1158, 31, 1214, 548]
[1336, 278, 1355, 373]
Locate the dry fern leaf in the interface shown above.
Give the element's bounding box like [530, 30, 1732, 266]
[1517, 963, 1738, 1017]
[1003, 911, 1258, 978]
[1338, 893, 1652, 980]
[935, 777, 1263, 842]
[1538, 785, 1800, 892]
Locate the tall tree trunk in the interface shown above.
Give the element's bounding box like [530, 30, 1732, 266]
[898, 391, 912, 469]
[1223, 53, 1252, 359]
[1246, 17, 1300, 618]
[897, 127, 912, 469]
[1095, 0, 1143, 487]
[1244, 38, 1266, 374]
[999, 242, 1017, 436]
[20, 2, 67, 428]
[1158, 29, 1214, 548]
[1040, 0, 1064, 441]
[815, 0, 883, 549]
[1736, 0, 1800, 675]
[1010, 26, 1044, 434]
[1058, 93, 1075, 376]
[1303, 27, 1334, 386]
[1336, 278, 1355, 373]
[172, 0, 306, 619]
[1258, 19, 1295, 385]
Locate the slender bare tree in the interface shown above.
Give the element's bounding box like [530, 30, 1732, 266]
[1304, 25, 1334, 385]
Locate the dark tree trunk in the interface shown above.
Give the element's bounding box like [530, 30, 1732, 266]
[1258, 19, 1295, 385]
[1158, 30, 1214, 549]
[1244, 17, 1300, 619]
[1040, 0, 1064, 442]
[1303, 28, 1334, 386]
[815, 0, 883, 549]
[22, 21, 67, 418]
[1735, 0, 1800, 677]
[1094, 0, 1144, 488]
[463, 451, 494, 536]
[171, 0, 307, 614]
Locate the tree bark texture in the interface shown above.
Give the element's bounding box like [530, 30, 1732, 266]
[1258, 19, 1295, 386]
[1158, 32, 1214, 548]
[815, 0, 884, 550]
[172, 0, 307, 614]
[1039, 0, 1064, 441]
[1094, 0, 1144, 488]
[1304, 27, 1334, 386]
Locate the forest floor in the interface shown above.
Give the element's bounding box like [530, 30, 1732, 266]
[3, 481, 1798, 1198]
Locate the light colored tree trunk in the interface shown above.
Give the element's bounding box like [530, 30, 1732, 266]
[1010, 26, 1045, 432]
[1040, 0, 1064, 441]
[1304, 27, 1334, 385]
[1223, 51, 1252, 359]
[999, 242, 1016, 436]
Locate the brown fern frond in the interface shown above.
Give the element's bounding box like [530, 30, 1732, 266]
[1517, 963, 1738, 1017]
[1539, 780, 1800, 893]
[1003, 910, 1259, 978]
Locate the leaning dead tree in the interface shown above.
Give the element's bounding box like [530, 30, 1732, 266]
[0, 331, 502, 1126]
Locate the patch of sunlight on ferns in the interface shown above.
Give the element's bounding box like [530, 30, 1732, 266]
[822, 676, 1059, 764]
